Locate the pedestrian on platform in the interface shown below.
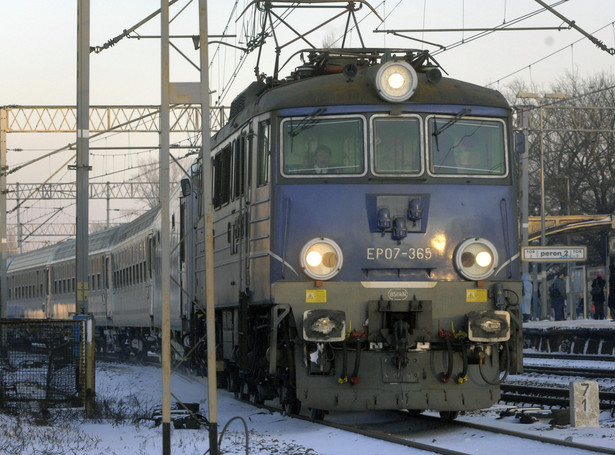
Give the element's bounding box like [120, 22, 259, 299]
[521, 273, 532, 322]
[608, 264, 615, 320]
[551, 272, 567, 321]
[532, 286, 541, 321]
[591, 272, 606, 320]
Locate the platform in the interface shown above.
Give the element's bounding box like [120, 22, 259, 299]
[523, 318, 615, 355]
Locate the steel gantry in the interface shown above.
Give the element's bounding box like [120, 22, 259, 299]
[0, 104, 228, 246]
[3, 104, 227, 133]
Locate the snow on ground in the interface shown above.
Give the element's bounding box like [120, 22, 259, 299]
[1, 359, 615, 455]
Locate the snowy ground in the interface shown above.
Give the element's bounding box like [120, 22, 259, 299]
[1, 360, 615, 455]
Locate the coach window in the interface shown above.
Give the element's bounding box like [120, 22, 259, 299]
[372, 116, 421, 175]
[281, 116, 365, 176]
[256, 121, 270, 186]
[213, 144, 231, 209]
[233, 135, 247, 199]
[428, 117, 506, 177]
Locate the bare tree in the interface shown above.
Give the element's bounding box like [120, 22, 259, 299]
[507, 72, 615, 265]
[131, 154, 195, 209]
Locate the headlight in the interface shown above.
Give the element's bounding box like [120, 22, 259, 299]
[375, 61, 418, 103]
[303, 309, 346, 342]
[467, 310, 510, 342]
[454, 238, 498, 281]
[300, 238, 343, 280]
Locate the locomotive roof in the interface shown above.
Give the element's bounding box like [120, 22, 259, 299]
[51, 226, 121, 262]
[114, 205, 159, 246]
[217, 49, 509, 140]
[7, 244, 58, 272]
[7, 226, 120, 272]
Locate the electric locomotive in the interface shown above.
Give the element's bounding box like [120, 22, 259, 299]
[197, 48, 523, 419]
[6, 47, 523, 421]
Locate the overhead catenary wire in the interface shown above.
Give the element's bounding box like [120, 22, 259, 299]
[430, 0, 570, 55]
[488, 21, 615, 88]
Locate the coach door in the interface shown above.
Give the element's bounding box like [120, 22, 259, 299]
[179, 198, 189, 321]
[105, 253, 113, 318]
[44, 267, 51, 318]
[238, 128, 252, 293]
[147, 233, 155, 322]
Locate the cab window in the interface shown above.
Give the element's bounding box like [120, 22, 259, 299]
[373, 117, 421, 175]
[282, 116, 365, 176]
[429, 117, 506, 176]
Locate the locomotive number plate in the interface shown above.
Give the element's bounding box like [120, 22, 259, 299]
[366, 247, 433, 261]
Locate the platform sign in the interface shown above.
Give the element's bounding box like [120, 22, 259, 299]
[521, 246, 587, 262]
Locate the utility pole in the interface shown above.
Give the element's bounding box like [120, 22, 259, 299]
[0, 107, 7, 319]
[198, 2, 218, 453]
[518, 91, 567, 319]
[517, 106, 531, 275]
[76, 0, 90, 315]
[160, 2, 172, 454]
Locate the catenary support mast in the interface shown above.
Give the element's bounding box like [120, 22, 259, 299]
[160, 1, 172, 453]
[76, 0, 90, 315]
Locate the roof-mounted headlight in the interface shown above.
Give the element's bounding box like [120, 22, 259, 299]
[300, 238, 343, 280]
[454, 238, 498, 281]
[375, 61, 418, 103]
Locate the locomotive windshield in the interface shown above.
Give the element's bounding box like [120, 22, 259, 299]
[281, 114, 507, 178]
[372, 116, 422, 175]
[281, 116, 366, 176]
[428, 117, 506, 176]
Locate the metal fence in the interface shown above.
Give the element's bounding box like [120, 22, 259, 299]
[0, 319, 90, 409]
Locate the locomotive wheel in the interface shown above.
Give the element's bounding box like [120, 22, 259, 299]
[279, 381, 301, 415]
[282, 397, 301, 416]
[251, 384, 266, 405]
[439, 411, 459, 422]
[309, 408, 326, 421]
[226, 370, 240, 397]
[238, 381, 250, 401]
[406, 409, 424, 417]
[283, 401, 301, 416]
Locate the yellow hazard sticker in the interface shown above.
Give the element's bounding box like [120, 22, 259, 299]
[466, 289, 487, 303]
[306, 289, 327, 303]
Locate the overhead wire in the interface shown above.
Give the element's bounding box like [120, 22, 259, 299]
[487, 21, 615, 88]
[430, 0, 570, 56]
[371, 0, 612, 90]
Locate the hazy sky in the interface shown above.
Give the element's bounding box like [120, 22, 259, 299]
[1, 1, 614, 105]
[0, 0, 614, 243]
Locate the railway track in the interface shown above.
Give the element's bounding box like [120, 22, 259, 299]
[522, 364, 615, 378]
[501, 383, 615, 410]
[127, 359, 615, 454]
[524, 352, 615, 362]
[501, 352, 615, 410]
[266, 406, 614, 455]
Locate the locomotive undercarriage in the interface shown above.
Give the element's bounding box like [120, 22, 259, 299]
[223, 280, 522, 416]
[93, 279, 521, 418]
[222, 304, 302, 414]
[96, 325, 199, 367]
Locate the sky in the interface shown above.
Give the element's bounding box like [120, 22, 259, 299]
[1, 0, 613, 105]
[1, 0, 614, 247]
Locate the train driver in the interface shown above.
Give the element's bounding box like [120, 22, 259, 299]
[454, 137, 482, 173]
[312, 145, 332, 174]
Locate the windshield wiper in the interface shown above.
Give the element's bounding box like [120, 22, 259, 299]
[289, 107, 327, 137]
[432, 108, 472, 151]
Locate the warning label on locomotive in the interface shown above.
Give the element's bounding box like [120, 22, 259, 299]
[306, 290, 327, 303]
[466, 289, 488, 303]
